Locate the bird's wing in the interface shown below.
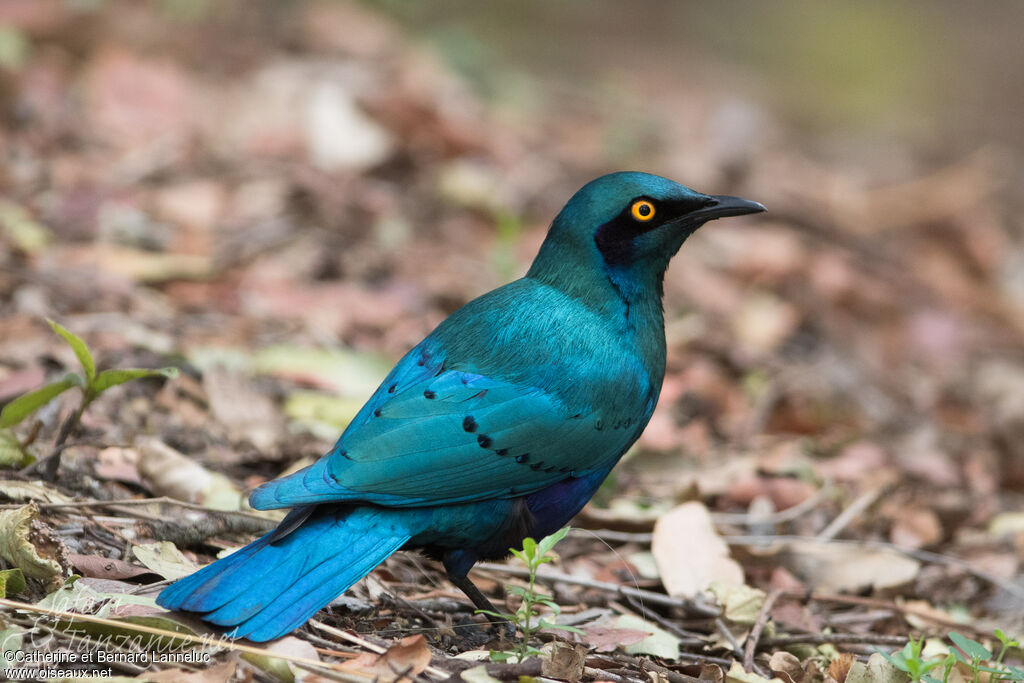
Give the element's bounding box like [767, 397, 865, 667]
[250, 344, 641, 510]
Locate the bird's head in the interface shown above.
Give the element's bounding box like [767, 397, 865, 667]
[528, 171, 765, 300]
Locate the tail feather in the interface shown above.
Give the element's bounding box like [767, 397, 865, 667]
[157, 506, 411, 642]
[226, 536, 405, 641]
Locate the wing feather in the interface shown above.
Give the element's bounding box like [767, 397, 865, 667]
[250, 342, 638, 510]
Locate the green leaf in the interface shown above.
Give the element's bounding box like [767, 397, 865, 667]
[0, 429, 32, 468]
[475, 609, 511, 621]
[877, 648, 911, 673]
[488, 651, 516, 662]
[949, 632, 992, 660]
[506, 585, 528, 597]
[539, 619, 583, 634]
[616, 614, 680, 659]
[0, 378, 76, 427]
[92, 367, 178, 394]
[536, 526, 570, 557]
[536, 599, 559, 612]
[521, 537, 537, 558]
[0, 568, 25, 598]
[48, 319, 95, 384]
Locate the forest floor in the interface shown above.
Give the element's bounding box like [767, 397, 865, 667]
[0, 2, 1023, 682]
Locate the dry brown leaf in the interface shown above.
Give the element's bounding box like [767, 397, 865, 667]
[890, 507, 943, 549]
[542, 641, 588, 682]
[780, 540, 920, 592]
[768, 651, 803, 683]
[582, 623, 651, 652]
[700, 663, 725, 683]
[730, 292, 801, 356]
[203, 366, 283, 452]
[844, 653, 907, 683]
[0, 503, 68, 587]
[340, 635, 431, 682]
[68, 553, 159, 582]
[652, 502, 744, 597]
[725, 660, 786, 683]
[147, 661, 237, 682]
[136, 437, 242, 510]
[828, 653, 856, 683]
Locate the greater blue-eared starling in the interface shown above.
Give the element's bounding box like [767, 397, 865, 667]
[157, 172, 765, 641]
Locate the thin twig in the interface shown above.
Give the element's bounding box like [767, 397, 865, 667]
[0, 496, 278, 524]
[611, 653, 703, 683]
[742, 588, 782, 672]
[717, 617, 768, 677]
[791, 592, 989, 634]
[573, 489, 832, 543]
[474, 563, 720, 617]
[0, 597, 360, 679]
[816, 485, 887, 540]
[726, 535, 1024, 601]
[757, 633, 910, 649]
[622, 594, 706, 645]
[582, 666, 643, 683]
[311, 619, 449, 679]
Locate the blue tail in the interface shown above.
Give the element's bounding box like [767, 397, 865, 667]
[157, 506, 411, 641]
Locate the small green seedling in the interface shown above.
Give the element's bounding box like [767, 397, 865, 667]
[878, 635, 949, 683]
[881, 630, 1024, 683]
[478, 526, 581, 662]
[0, 319, 177, 479]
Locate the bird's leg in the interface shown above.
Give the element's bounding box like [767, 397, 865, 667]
[447, 571, 500, 615]
[445, 570, 516, 640]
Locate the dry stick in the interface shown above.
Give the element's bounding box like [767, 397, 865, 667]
[816, 485, 887, 540]
[574, 488, 832, 545]
[742, 588, 782, 672]
[311, 619, 450, 680]
[622, 594, 706, 646]
[473, 563, 720, 617]
[0, 496, 279, 524]
[440, 658, 545, 683]
[716, 616, 770, 679]
[581, 666, 643, 683]
[714, 483, 832, 528]
[2, 613, 148, 676]
[36, 404, 86, 481]
[609, 653, 702, 683]
[726, 535, 1024, 602]
[784, 592, 989, 635]
[757, 633, 911, 649]
[0, 597, 363, 680]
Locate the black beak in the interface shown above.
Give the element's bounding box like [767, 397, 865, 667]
[688, 195, 766, 223]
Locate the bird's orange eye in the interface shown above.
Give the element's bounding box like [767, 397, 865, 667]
[631, 199, 655, 222]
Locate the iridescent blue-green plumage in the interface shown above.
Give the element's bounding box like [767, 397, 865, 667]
[158, 172, 764, 641]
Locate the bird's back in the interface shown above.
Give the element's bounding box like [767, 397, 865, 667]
[432, 276, 666, 453]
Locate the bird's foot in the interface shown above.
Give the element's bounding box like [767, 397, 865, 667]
[481, 612, 516, 642]
[446, 571, 516, 640]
